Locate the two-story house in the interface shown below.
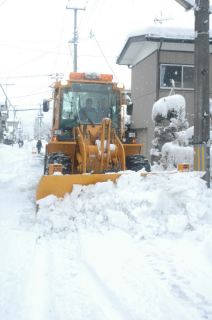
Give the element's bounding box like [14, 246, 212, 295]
[117, 26, 212, 160]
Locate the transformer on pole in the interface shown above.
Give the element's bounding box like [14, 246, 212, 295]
[66, 6, 85, 72]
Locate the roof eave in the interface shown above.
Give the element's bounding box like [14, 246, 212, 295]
[117, 34, 212, 65]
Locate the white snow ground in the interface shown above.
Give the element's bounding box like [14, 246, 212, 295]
[0, 143, 212, 320]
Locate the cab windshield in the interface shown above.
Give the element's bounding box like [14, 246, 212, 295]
[59, 83, 120, 130]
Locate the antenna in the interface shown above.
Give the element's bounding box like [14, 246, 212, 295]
[154, 11, 174, 25]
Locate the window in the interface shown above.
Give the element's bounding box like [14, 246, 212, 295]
[59, 83, 120, 129]
[160, 64, 194, 90]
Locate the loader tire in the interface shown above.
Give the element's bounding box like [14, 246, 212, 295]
[46, 152, 72, 175]
[126, 154, 151, 172]
[44, 153, 48, 175]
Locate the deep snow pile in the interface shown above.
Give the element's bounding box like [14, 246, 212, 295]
[36, 171, 212, 241]
[1, 143, 212, 320]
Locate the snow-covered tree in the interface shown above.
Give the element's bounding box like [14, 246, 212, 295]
[151, 94, 189, 166]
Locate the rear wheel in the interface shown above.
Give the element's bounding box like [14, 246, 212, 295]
[45, 152, 72, 175]
[126, 154, 151, 172]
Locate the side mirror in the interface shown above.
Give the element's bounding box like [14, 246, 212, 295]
[43, 100, 49, 112]
[127, 103, 133, 115]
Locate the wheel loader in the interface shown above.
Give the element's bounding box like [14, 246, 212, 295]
[36, 72, 150, 209]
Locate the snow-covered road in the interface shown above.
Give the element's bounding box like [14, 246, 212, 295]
[0, 142, 212, 320]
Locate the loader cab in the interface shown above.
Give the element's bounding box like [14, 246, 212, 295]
[57, 82, 121, 135]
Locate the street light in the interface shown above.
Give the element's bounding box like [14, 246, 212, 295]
[175, 0, 195, 10]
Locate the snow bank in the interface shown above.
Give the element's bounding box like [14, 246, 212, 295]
[162, 142, 194, 170]
[152, 95, 186, 122]
[36, 171, 212, 240]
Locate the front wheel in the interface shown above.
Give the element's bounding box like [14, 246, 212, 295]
[126, 154, 151, 172]
[46, 152, 72, 175]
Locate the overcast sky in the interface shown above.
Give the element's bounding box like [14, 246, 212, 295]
[0, 0, 201, 137]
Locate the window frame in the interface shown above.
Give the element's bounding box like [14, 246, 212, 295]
[160, 64, 194, 90]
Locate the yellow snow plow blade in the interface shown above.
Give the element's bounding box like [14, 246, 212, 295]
[36, 172, 153, 212]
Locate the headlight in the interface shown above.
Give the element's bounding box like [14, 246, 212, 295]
[54, 129, 62, 135]
[61, 80, 68, 86]
[117, 83, 124, 89]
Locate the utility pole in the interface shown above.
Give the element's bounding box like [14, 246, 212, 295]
[12, 108, 16, 146]
[175, 0, 211, 187]
[2, 84, 15, 109]
[66, 6, 85, 72]
[37, 104, 44, 140]
[2, 84, 15, 120]
[51, 73, 64, 82]
[194, 0, 210, 187]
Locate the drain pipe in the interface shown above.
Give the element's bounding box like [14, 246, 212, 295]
[156, 38, 164, 101]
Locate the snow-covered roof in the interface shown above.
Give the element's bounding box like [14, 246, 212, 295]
[117, 26, 212, 66]
[127, 26, 196, 41]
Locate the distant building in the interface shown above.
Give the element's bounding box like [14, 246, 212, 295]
[117, 26, 212, 160]
[7, 118, 19, 130]
[0, 102, 7, 142]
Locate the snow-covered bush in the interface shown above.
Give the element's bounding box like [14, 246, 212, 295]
[152, 126, 194, 171]
[161, 142, 194, 171]
[151, 95, 188, 155]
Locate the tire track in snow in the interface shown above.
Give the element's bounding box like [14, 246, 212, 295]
[82, 261, 130, 320]
[79, 230, 204, 320]
[140, 239, 212, 319]
[23, 240, 57, 320]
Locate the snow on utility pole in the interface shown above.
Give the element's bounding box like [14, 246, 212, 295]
[51, 73, 64, 83]
[175, 0, 211, 187]
[12, 108, 16, 146]
[66, 6, 85, 72]
[38, 104, 43, 140]
[194, 0, 210, 187]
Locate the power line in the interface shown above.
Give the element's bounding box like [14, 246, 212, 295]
[15, 107, 52, 111]
[0, 46, 60, 74]
[0, 74, 53, 79]
[15, 108, 41, 111]
[0, 0, 7, 7]
[53, 2, 68, 75]
[90, 31, 119, 81]
[9, 90, 52, 100]
[0, 83, 15, 110]
[78, 0, 89, 30]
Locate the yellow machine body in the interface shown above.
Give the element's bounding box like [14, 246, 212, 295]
[36, 73, 147, 208]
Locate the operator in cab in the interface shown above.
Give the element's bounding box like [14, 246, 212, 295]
[99, 99, 109, 119]
[79, 98, 97, 123]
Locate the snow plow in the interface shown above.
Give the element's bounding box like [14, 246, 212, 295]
[36, 72, 150, 211]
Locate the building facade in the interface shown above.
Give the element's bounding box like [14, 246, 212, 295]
[117, 27, 212, 160]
